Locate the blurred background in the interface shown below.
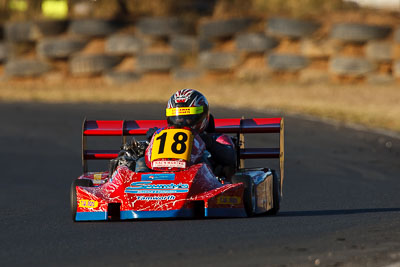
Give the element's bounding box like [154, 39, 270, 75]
[0, 0, 399, 133]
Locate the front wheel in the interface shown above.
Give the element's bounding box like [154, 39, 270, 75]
[231, 175, 255, 216]
[70, 179, 94, 221]
[267, 170, 280, 215]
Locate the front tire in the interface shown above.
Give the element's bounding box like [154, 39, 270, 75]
[70, 179, 94, 221]
[267, 170, 280, 215]
[231, 175, 255, 216]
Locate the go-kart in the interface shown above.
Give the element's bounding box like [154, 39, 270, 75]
[70, 117, 284, 221]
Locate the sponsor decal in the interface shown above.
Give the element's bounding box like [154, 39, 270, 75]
[135, 195, 176, 201]
[93, 173, 103, 180]
[152, 160, 186, 169]
[216, 196, 241, 205]
[141, 173, 175, 181]
[125, 181, 189, 194]
[78, 199, 99, 209]
[166, 106, 204, 116]
[93, 173, 104, 184]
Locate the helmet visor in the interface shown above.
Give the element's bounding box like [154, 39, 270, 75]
[166, 106, 204, 128]
[166, 106, 203, 117]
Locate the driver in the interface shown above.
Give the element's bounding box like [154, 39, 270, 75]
[116, 89, 237, 181]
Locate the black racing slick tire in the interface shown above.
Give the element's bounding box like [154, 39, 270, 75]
[231, 175, 255, 216]
[267, 170, 280, 215]
[70, 179, 94, 222]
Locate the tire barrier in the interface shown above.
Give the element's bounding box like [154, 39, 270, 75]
[394, 27, 400, 43]
[5, 20, 68, 42]
[329, 57, 376, 76]
[170, 35, 213, 53]
[69, 19, 123, 37]
[199, 18, 254, 39]
[199, 52, 240, 71]
[365, 41, 393, 62]
[266, 17, 320, 39]
[172, 68, 203, 80]
[104, 71, 141, 84]
[330, 23, 391, 42]
[34, 20, 68, 37]
[69, 54, 122, 75]
[5, 21, 35, 42]
[0, 43, 7, 62]
[37, 37, 88, 59]
[1, 16, 400, 83]
[137, 17, 189, 37]
[136, 53, 181, 72]
[267, 53, 309, 72]
[105, 34, 144, 55]
[5, 58, 51, 77]
[235, 33, 279, 53]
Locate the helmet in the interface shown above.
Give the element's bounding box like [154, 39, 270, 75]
[166, 89, 209, 132]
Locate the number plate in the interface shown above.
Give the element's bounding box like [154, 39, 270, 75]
[151, 129, 193, 162]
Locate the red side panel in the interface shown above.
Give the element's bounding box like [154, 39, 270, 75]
[84, 120, 167, 136]
[82, 118, 283, 160]
[84, 120, 124, 136]
[214, 118, 281, 133]
[84, 150, 119, 160]
[124, 120, 167, 135]
[214, 118, 241, 132]
[241, 118, 281, 133]
[84, 118, 282, 136]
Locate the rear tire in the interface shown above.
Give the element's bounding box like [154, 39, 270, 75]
[267, 170, 280, 215]
[231, 175, 255, 216]
[70, 179, 94, 221]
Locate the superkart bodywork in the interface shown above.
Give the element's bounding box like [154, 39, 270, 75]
[71, 118, 284, 221]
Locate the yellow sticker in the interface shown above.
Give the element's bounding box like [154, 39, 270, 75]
[166, 106, 203, 116]
[93, 173, 103, 180]
[151, 129, 193, 162]
[78, 199, 99, 209]
[217, 196, 241, 205]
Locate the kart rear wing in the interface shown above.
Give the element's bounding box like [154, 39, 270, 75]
[82, 118, 284, 190]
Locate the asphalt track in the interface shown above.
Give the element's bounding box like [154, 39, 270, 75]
[1, 102, 400, 267]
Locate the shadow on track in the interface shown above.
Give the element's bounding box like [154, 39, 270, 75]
[278, 208, 400, 217]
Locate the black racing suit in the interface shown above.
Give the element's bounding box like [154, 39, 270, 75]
[199, 132, 237, 180]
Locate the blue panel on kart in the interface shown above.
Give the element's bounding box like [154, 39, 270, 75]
[75, 211, 107, 221]
[120, 209, 194, 219]
[141, 173, 175, 181]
